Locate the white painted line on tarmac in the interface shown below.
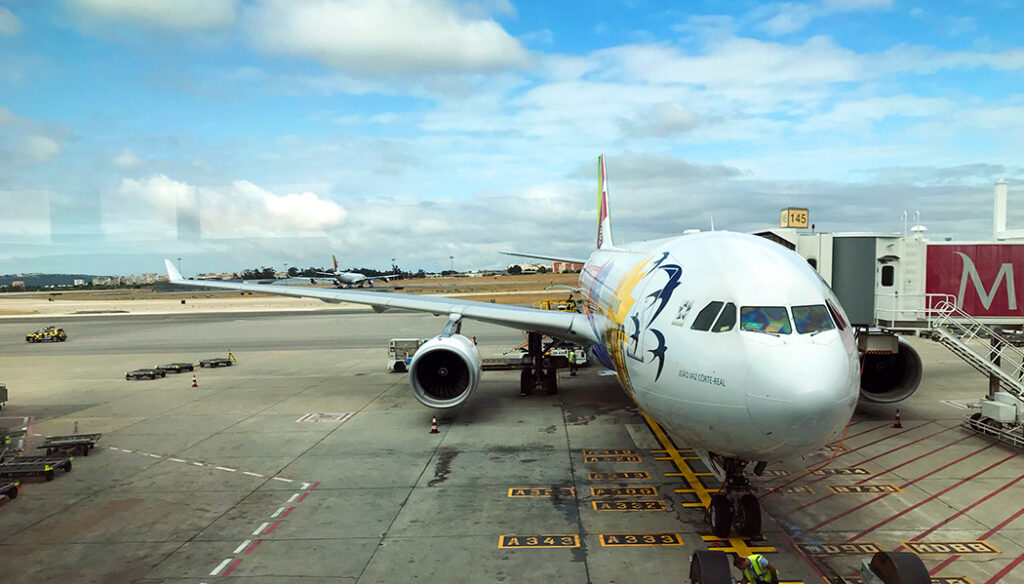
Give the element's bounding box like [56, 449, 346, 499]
[271, 477, 293, 483]
[287, 493, 300, 503]
[233, 540, 251, 554]
[243, 471, 263, 477]
[147, 453, 161, 458]
[170, 458, 185, 463]
[216, 466, 236, 472]
[252, 522, 269, 536]
[210, 558, 233, 576]
[121, 449, 133, 453]
[300, 482, 311, 490]
[192, 462, 204, 467]
[271, 507, 286, 518]
[108, 447, 120, 451]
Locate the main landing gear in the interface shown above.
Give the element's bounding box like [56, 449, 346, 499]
[520, 332, 558, 396]
[706, 456, 762, 539]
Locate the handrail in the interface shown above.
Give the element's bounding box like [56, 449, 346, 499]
[874, 293, 957, 321]
[929, 300, 1024, 395]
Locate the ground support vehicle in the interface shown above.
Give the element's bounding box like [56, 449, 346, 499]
[0, 383, 6, 410]
[25, 326, 67, 343]
[0, 480, 19, 506]
[688, 549, 927, 584]
[38, 433, 102, 456]
[199, 357, 232, 368]
[388, 338, 424, 372]
[0, 455, 72, 481]
[126, 368, 166, 380]
[156, 362, 195, 373]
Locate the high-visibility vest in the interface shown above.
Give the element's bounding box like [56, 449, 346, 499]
[743, 554, 772, 584]
[568, 351, 575, 363]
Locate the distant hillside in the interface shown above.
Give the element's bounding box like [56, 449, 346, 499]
[0, 274, 97, 287]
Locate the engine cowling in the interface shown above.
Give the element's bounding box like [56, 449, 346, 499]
[409, 334, 482, 409]
[860, 336, 923, 403]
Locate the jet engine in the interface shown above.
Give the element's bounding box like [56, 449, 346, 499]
[409, 334, 482, 409]
[859, 335, 923, 403]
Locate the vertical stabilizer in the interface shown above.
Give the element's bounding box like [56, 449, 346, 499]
[597, 154, 615, 249]
[333, 255, 339, 271]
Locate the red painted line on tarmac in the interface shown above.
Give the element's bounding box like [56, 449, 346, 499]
[895, 472, 1024, 550]
[929, 505, 1024, 576]
[847, 452, 1015, 541]
[244, 539, 263, 554]
[832, 421, 934, 460]
[221, 558, 243, 577]
[803, 441, 996, 534]
[835, 421, 890, 442]
[280, 506, 295, 518]
[263, 521, 282, 535]
[778, 433, 974, 519]
[309, 481, 320, 490]
[984, 551, 1024, 584]
[297, 492, 308, 503]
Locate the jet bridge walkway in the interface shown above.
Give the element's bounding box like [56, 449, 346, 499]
[921, 300, 1024, 448]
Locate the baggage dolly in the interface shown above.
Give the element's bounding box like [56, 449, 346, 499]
[0, 480, 19, 505]
[38, 433, 102, 456]
[0, 455, 73, 482]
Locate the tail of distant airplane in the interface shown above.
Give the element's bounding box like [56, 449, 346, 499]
[332, 255, 339, 272]
[597, 154, 614, 249]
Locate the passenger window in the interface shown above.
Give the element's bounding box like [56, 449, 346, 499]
[691, 301, 724, 331]
[825, 300, 847, 330]
[712, 302, 736, 332]
[740, 306, 792, 334]
[792, 304, 835, 334]
[881, 265, 894, 287]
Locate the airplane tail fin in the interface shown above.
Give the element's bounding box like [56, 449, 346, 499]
[333, 255, 338, 271]
[597, 154, 614, 249]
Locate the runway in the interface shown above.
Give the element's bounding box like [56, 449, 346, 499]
[0, 311, 1021, 583]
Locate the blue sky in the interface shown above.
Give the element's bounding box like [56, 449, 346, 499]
[1, 0, 1023, 274]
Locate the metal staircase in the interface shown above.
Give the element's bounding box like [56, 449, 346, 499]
[926, 300, 1024, 447]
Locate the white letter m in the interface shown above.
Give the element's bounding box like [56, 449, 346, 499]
[956, 252, 1017, 310]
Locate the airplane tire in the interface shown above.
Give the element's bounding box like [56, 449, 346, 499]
[544, 369, 558, 394]
[734, 494, 761, 538]
[867, 551, 929, 584]
[689, 550, 731, 584]
[708, 494, 733, 538]
[520, 369, 532, 396]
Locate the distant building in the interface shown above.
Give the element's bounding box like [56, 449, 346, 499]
[553, 262, 583, 273]
[10, 281, 24, 289]
[508, 263, 551, 274]
[73, 279, 85, 287]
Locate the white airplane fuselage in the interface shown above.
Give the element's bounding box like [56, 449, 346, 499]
[578, 231, 860, 462]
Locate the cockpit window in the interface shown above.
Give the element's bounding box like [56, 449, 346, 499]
[825, 299, 847, 330]
[712, 302, 736, 332]
[691, 301, 723, 331]
[740, 306, 792, 334]
[792, 304, 835, 334]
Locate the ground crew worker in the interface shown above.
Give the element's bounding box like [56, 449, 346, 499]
[734, 553, 779, 584]
[568, 349, 578, 376]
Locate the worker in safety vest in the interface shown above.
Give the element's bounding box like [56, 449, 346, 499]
[568, 349, 578, 376]
[734, 553, 779, 584]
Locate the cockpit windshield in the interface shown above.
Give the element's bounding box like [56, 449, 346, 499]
[739, 306, 792, 334]
[792, 304, 836, 334]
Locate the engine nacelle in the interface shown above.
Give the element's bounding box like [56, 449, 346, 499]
[860, 336, 923, 403]
[409, 334, 482, 409]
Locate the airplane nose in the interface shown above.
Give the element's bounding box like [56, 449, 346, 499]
[745, 342, 858, 454]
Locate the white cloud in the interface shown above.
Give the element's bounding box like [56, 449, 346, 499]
[26, 135, 61, 163]
[110, 174, 347, 239]
[246, 0, 530, 74]
[754, 0, 893, 36]
[0, 7, 21, 36]
[68, 0, 237, 30]
[113, 149, 141, 169]
[800, 95, 954, 130]
[822, 0, 892, 10]
[760, 3, 816, 35]
[621, 103, 701, 138]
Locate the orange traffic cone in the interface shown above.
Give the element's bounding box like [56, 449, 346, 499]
[893, 409, 903, 428]
[191, 375, 198, 388]
[429, 417, 439, 434]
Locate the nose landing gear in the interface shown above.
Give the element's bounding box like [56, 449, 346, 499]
[706, 457, 762, 539]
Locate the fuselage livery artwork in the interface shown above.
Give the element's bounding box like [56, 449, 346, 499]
[164, 155, 862, 537]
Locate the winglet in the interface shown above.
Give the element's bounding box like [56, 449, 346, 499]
[164, 259, 183, 282]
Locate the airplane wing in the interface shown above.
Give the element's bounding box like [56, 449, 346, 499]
[373, 274, 404, 281]
[164, 260, 600, 344]
[502, 251, 589, 264]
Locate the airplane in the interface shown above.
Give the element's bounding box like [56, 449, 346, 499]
[163, 155, 863, 540]
[314, 255, 403, 288]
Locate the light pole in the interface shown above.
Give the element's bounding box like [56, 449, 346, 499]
[449, 256, 454, 272]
